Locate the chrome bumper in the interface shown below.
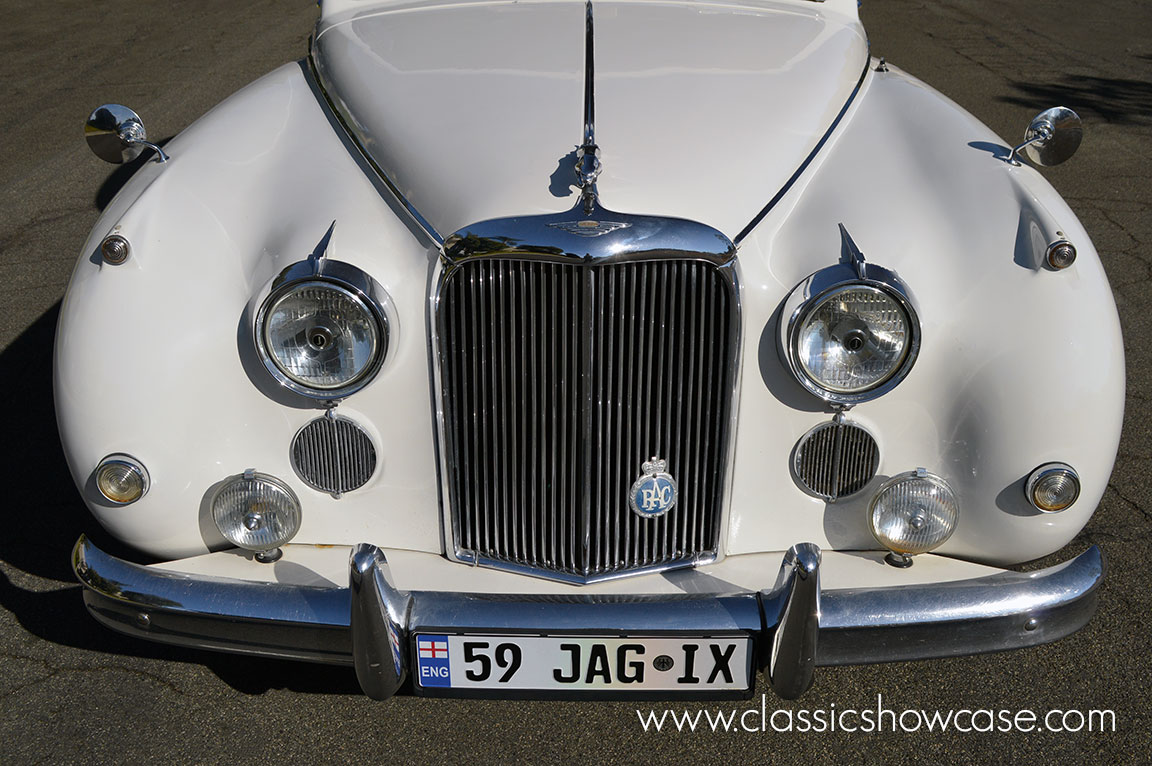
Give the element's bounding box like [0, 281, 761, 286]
[72, 536, 1103, 700]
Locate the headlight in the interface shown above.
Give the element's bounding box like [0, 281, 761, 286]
[868, 468, 958, 562]
[255, 260, 389, 400]
[211, 470, 302, 556]
[780, 251, 920, 405]
[795, 285, 912, 394]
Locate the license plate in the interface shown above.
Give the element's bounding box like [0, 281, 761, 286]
[414, 634, 751, 692]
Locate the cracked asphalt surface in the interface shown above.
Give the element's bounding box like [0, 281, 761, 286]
[1, 0, 1149, 762]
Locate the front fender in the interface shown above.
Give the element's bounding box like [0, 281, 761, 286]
[728, 63, 1124, 564]
[55, 62, 443, 558]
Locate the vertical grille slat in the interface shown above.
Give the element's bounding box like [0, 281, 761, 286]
[439, 257, 736, 581]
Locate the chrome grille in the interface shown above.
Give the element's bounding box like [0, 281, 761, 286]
[291, 415, 377, 495]
[437, 258, 737, 581]
[793, 418, 879, 501]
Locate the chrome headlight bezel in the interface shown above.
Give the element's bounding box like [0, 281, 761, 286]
[254, 259, 391, 401]
[780, 262, 921, 405]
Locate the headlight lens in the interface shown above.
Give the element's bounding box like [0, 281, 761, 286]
[795, 285, 912, 395]
[261, 280, 385, 394]
[211, 471, 302, 551]
[868, 469, 958, 555]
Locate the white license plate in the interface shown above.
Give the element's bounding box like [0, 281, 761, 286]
[414, 634, 751, 692]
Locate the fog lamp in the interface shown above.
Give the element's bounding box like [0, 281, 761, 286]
[1026, 463, 1080, 513]
[869, 468, 958, 566]
[95, 454, 149, 504]
[212, 470, 301, 560]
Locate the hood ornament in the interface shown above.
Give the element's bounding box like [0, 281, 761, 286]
[575, 0, 601, 214]
[442, 2, 736, 266]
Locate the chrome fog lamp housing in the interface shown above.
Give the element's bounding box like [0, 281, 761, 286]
[780, 256, 920, 406]
[95, 454, 150, 505]
[1026, 463, 1080, 513]
[211, 470, 302, 558]
[868, 468, 958, 564]
[255, 259, 390, 401]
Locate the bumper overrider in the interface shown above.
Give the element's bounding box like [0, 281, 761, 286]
[72, 536, 1103, 700]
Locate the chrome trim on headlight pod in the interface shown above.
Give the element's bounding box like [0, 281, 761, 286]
[779, 226, 921, 406]
[253, 257, 391, 402]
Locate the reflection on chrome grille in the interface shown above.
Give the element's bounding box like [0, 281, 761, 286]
[291, 415, 377, 495]
[437, 258, 737, 581]
[793, 418, 879, 501]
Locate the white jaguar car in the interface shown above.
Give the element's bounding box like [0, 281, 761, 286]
[62, 0, 1122, 700]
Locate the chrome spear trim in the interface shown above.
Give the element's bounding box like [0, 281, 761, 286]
[838, 222, 867, 280]
[575, 0, 601, 213]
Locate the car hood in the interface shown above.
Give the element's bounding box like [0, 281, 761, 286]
[313, 0, 868, 240]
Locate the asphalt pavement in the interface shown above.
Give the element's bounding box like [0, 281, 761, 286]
[1, 0, 1149, 762]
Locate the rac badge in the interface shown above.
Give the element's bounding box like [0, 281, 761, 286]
[629, 457, 678, 518]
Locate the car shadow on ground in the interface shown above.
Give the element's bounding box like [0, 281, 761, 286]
[0, 303, 361, 696]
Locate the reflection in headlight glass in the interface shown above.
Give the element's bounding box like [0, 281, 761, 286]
[797, 285, 909, 393]
[264, 282, 379, 390]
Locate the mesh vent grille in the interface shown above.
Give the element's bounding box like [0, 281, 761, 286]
[793, 419, 879, 501]
[291, 415, 377, 495]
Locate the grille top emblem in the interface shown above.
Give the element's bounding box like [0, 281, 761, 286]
[546, 220, 632, 237]
[629, 457, 678, 518]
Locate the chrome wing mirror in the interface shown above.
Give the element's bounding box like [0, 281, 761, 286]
[85, 104, 169, 164]
[1007, 106, 1081, 167]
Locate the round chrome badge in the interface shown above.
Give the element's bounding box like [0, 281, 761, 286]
[629, 457, 678, 518]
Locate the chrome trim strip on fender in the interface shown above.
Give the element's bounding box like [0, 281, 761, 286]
[304, 47, 445, 248]
[733, 56, 872, 245]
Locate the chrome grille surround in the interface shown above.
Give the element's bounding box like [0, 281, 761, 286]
[792, 416, 879, 502]
[432, 202, 741, 583]
[291, 414, 377, 496]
